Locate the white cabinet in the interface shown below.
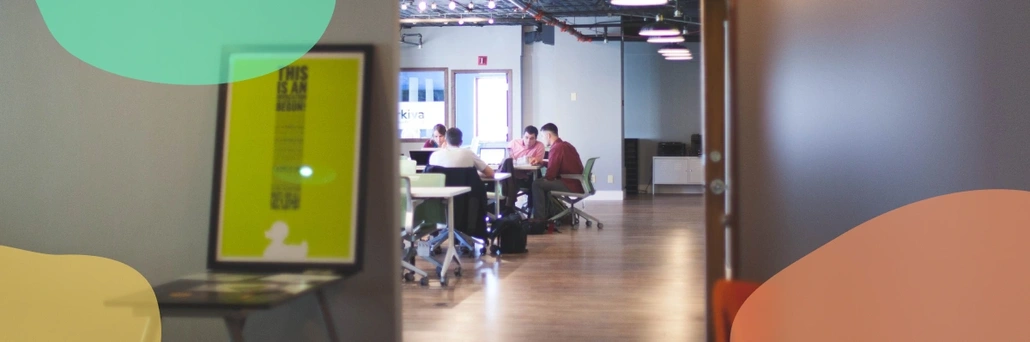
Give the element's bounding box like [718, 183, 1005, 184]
[653, 157, 704, 191]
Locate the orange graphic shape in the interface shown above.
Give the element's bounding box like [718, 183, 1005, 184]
[732, 189, 1030, 341]
[0, 245, 160, 341]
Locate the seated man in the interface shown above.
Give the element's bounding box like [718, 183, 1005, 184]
[502, 125, 546, 209]
[532, 123, 584, 220]
[428, 127, 495, 178]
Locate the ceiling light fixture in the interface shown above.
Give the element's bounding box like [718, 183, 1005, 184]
[488, 0, 496, 8]
[418, 0, 427, 11]
[402, 2, 409, 10]
[665, 55, 693, 61]
[657, 44, 689, 54]
[640, 15, 680, 36]
[449, 0, 456, 10]
[431, 2, 437, 9]
[647, 35, 685, 43]
[468, 2, 474, 9]
[610, 0, 668, 6]
[489, 17, 495, 24]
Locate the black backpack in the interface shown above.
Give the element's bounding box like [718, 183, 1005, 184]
[491, 215, 528, 254]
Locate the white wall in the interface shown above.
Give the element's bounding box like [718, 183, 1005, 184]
[524, 30, 624, 194]
[623, 42, 702, 193]
[0, 1, 401, 341]
[399, 26, 523, 155]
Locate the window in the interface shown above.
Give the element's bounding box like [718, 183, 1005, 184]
[398, 68, 448, 141]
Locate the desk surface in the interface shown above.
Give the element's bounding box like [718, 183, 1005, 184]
[109, 272, 342, 312]
[482, 172, 511, 181]
[514, 165, 542, 171]
[410, 186, 470, 199]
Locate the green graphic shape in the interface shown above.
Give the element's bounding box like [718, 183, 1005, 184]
[35, 0, 335, 85]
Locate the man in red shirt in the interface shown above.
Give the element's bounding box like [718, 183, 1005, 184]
[532, 123, 584, 220]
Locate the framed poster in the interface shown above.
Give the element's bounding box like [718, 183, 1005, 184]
[398, 68, 448, 142]
[207, 44, 372, 275]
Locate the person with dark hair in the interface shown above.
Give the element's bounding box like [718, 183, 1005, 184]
[501, 125, 546, 209]
[428, 127, 495, 178]
[507, 125, 545, 163]
[532, 123, 584, 220]
[423, 124, 447, 148]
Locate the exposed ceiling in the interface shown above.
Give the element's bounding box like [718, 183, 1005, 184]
[399, 0, 700, 42]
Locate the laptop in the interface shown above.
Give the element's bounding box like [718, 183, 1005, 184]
[478, 147, 507, 167]
[409, 150, 434, 166]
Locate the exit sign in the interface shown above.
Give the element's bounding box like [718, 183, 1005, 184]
[477, 56, 488, 65]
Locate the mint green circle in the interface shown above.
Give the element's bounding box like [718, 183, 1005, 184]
[36, 0, 335, 85]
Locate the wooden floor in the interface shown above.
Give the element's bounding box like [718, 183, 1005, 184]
[402, 195, 706, 341]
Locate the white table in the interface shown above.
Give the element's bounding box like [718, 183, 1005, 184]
[409, 186, 470, 286]
[482, 172, 511, 219]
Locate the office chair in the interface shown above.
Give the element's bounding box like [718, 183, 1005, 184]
[424, 165, 487, 259]
[399, 177, 431, 286]
[404, 173, 450, 277]
[547, 157, 604, 229]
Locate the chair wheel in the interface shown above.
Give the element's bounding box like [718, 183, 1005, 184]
[586, 221, 593, 227]
[490, 245, 500, 255]
[440, 278, 449, 287]
[454, 268, 463, 277]
[420, 277, 430, 286]
[404, 272, 415, 282]
[597, 223, 604, 229]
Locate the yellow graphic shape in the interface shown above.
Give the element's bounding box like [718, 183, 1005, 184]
[0, 245, 160, 341]
[733, 189, 1030, 341]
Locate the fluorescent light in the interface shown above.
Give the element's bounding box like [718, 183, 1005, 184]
[647, 35, 685, 43]
[665, 56, 693, 60]
[488, 0, 496, 8]
[657, 44, 689, 54]
[640, 22, 680, 36]
[611, 0, 668, 6]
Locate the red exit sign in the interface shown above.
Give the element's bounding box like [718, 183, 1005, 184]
[477, 56, 488, 65]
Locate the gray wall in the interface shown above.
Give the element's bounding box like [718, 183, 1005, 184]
[523, 30, 624, 193]
[733, 0, 1030, 281]
[0, 1, 401, 341]
[623, 42, 701, 192]
[399, 26, 523, 155]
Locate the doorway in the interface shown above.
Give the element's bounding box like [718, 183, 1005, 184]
[452, 70, 513, 144]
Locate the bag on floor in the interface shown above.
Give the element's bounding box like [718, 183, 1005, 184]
[489, 215, 527, 254]
[526, 220, 548, 235]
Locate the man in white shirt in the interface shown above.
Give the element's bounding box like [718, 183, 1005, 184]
[428, 127, 496, 178]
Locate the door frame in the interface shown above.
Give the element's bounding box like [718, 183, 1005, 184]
[451, 69, 514, 142]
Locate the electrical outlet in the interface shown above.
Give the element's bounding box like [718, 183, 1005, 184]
[591, 174, 596, 183]
[608, 175, 614, 183]
[571, 92, 577, 101]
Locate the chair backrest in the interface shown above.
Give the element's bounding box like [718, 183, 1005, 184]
[408, 173, 445, 187]
[424, 165, 489, 238]
[712, 279, 761, 342]
[399, 177, 413, 230]
[582, 157, 599, 195]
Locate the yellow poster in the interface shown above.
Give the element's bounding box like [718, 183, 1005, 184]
[211, 47, 369, 271]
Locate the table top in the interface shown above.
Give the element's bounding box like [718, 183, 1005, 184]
[482, 172, 511, 181]
[409, 186, 470, 199]
[514, 164, 542, 171]
[107, 272, 343, 312]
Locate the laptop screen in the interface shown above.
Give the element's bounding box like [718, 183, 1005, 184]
[479, 148, 506, 166]
[409, 150, 433, 166]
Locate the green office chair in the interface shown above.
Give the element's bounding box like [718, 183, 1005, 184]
[548, 157, 604, 229]
[402, 174, 448, 282]
[400, 177, 431, 286]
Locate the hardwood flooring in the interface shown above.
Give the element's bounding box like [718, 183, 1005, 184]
[402, 195, 707, 341]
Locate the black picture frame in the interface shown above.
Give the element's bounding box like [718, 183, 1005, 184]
[206, 44, 374, 276]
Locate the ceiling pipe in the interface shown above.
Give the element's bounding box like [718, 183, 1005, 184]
[504, 0, 591, 42]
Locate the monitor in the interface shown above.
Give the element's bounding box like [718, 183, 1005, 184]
[409, 150, 434, 166]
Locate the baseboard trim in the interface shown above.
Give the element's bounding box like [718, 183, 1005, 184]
[584, 190, 624, 201]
